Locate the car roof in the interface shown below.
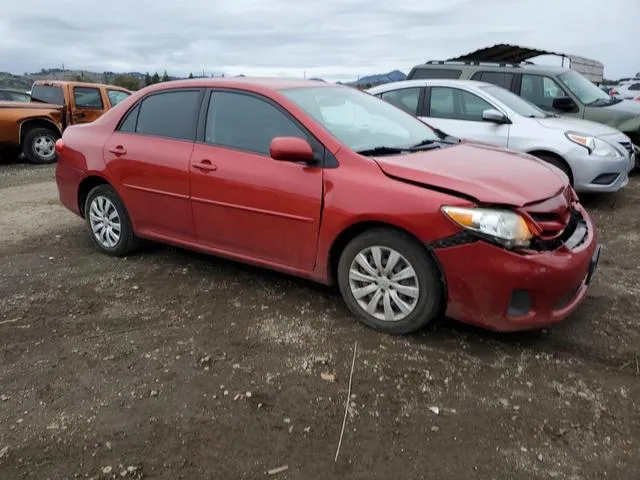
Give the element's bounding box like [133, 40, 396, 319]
[140, 77, 334, 95]
[412, 61, 571, 75]
[367, 79, 494, 93]
[32, 80, 130, 91]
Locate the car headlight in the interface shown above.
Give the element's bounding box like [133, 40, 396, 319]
[565, 132, 621, 157]
[441, 206, 533, 248]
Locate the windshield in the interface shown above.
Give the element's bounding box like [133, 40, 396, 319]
[280, 85, 441, 152]
[481, 85, 548, 118]
[30, 85, 65, 105]
[558, 71, 611, 105]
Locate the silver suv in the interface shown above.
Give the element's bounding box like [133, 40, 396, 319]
[407, 61, 640, 151]
[368, 79, 635, 193]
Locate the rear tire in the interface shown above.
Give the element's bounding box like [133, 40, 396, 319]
[22, 127, 59, 164]
[533, 153, 573, 185]
[337, 228, 443, 335]
[84, 185, 139, 257]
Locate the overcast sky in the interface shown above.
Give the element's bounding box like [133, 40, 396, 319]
[1, 0, 638, 81]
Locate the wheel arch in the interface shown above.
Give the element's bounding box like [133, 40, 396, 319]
[19, 118, 63, 144]
[77, 175, 112, 218]
[326, 220, 448, 314]
[525, 149, 574, 185]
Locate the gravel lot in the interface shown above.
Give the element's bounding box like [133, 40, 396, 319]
[1, 161, 639, 480]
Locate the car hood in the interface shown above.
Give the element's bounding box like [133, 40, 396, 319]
[371, 142, 567, 207]
[602, 98, 640, 115]
[535, 115, 620, 136]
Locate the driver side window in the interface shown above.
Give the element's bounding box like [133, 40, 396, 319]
[205, 91, 324, 161]
[520, 75, 565, 110]
[429, 87, 493, 121]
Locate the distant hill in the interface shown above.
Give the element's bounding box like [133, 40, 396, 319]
[345, 70, 406, 87]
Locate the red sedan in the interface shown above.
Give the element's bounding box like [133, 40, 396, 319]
[55, 78, 601, 334]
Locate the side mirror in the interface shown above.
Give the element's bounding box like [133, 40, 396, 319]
[270, 136, 315, 164]
[482, 109, 509, 124]
[552, 96, 578, 112]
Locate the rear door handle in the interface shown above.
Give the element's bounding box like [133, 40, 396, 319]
[108, 145, 127, 155]
[192, 159, 218, 172]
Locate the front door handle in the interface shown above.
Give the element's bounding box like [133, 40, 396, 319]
[192, 159, 218, 172]
[108, 145, 127, 155]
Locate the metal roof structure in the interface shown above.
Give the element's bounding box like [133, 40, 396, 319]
[448, 43, 604, 82]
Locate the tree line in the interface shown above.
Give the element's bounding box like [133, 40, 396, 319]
[74, 70, 187, 91]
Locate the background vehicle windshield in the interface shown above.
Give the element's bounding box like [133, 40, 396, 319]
[481, 84, 547, 118]
[281, 86, 440, 152]
[558, 71, 612, 105]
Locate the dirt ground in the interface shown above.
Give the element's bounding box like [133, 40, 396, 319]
[1, 160, 639, 480]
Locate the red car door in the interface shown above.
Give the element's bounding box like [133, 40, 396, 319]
[189, 90, 323, 270]
[104, 89, 203, 243]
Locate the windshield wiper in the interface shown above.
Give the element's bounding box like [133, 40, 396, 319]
[425, 129, 461, 144]
[355, 146, 405, 156]
[407, 140, 442, 152]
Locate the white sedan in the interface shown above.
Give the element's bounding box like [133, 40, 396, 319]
[367, 79, 635, 193]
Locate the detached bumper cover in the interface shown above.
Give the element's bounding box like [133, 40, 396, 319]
[433, 206, 599, 332]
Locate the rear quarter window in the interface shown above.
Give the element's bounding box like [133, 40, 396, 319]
[408, 68, 462, 80]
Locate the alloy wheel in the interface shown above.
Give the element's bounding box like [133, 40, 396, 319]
[89, 196, 121, 248]
[348, 246, 420, 322]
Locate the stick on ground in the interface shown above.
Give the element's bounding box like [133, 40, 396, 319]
[334, 340, 358, 463]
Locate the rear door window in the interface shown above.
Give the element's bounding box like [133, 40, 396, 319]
[379, 87, 422, 115]
[471, 71, 515, 90]
[30, 85, 65, 105]
[135, 90, 201, 141]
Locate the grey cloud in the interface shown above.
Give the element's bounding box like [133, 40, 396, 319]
[1, 0, 638, 80]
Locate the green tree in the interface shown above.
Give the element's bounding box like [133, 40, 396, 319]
[161, 70, 170, 82]
[151, 72, 160, 84]
[112, 74, 140, 91]
[188, 72, 194, 79]
[144, 72, 152, 86]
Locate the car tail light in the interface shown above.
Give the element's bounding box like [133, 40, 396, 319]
[55, 139, 65, 153]
[634, 96, 640, 102]
[609, 88, 618, 96]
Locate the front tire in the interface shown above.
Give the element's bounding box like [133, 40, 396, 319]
[22, 127, 59, 164]
[337, 228, 443, 335]
[84, 185, 139, 257]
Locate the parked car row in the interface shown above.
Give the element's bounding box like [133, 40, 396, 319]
[609, 78, 640, 101]
[367, 79, 635, 193]
[405, 61, 640, 152]
[0, 80, 130, 164]
[55, 76, 602, 336]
